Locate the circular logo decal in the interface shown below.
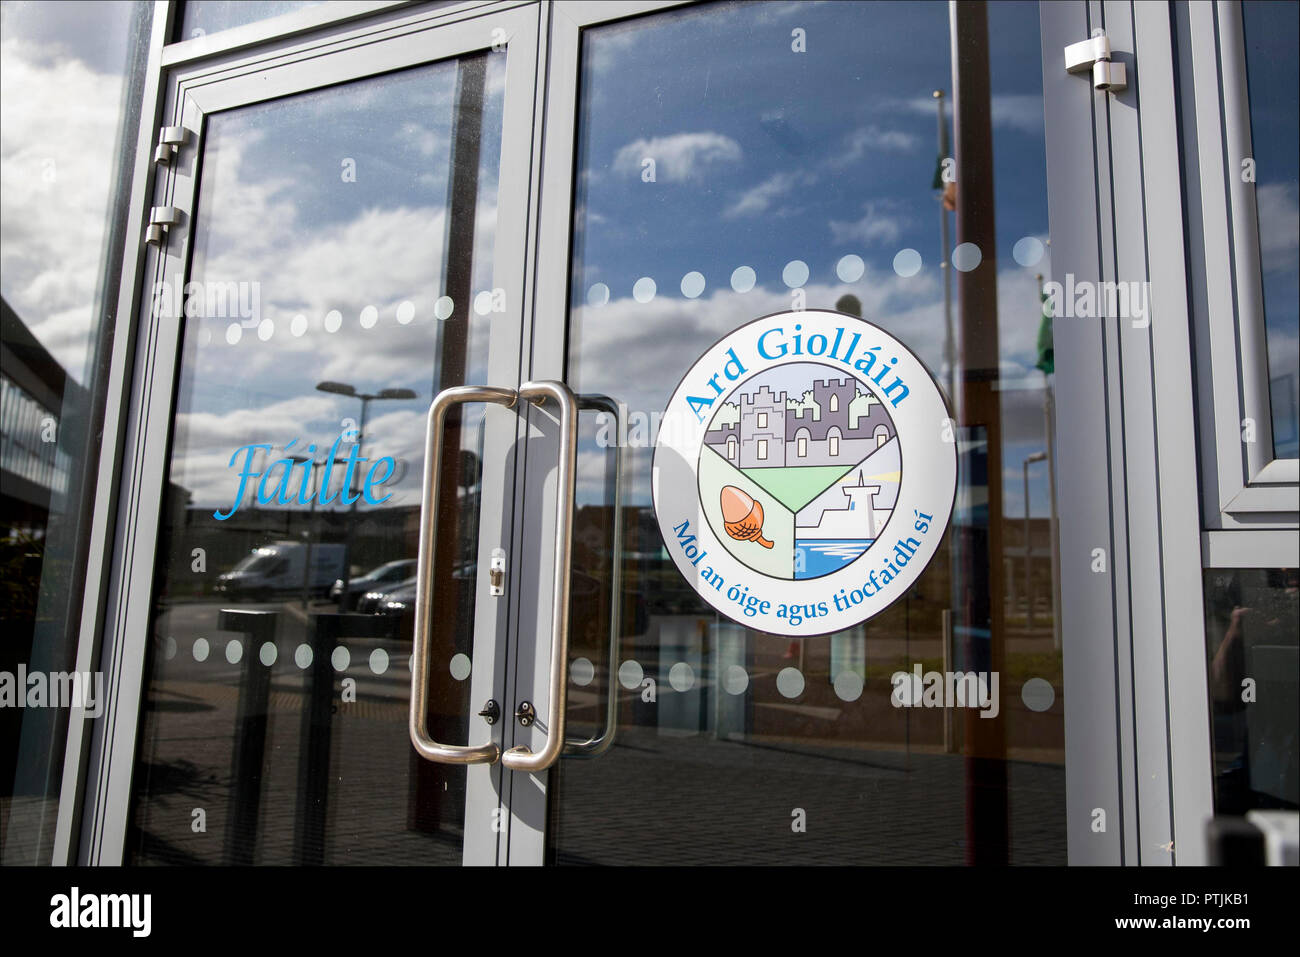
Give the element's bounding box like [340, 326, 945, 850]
[652, 310, 956, 637]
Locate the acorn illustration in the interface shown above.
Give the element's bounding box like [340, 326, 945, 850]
[720, 486, 774, 548]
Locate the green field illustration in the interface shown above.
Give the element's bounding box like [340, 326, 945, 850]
[740, 464, 855, 513]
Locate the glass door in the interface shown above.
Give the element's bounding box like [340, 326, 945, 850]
[510, 0, 1087, 865]
[84, 5, 540, 865]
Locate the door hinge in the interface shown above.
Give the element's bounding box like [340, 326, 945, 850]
[1064, 30, 1127, 92]
[489, 547, 506, 596]
[153, 125, 188, 165]
[144, 206, 184, 247]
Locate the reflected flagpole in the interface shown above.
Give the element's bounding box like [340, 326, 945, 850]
[935, 90, 955, 403]
[1038, 272, 1062, 651]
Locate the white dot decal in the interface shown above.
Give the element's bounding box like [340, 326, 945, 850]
[434, 296, 454, 320]
[618, 659, 644, 690]
[1013, 236, 1045, 267]
[323, 309, 342, 333]
[226, 640, 243, 664]
[587, 283, 610, 307]
[449, 653, 471, 681]
[723, 664, 749, 695]
[192, 638, 209, 662]
[833, 671, 864, 702]
[359, 305, 378, 329]
[680, 271, 706, 299]
[259, 641, 277, 666]
[730, 265, 756, 293]
[256, 318, 274, 341]
[369, 648, 389, 675]
[633, 277, 656, 303]
[776, 667, 805, 698]
[295, 644, 313, 669]
[836, 254, 865, 283]
[290, 313, 308, 337]
[331, 646, 350, 672]
[163, 636, 177, 661]
[952, 242, 982, 272]
[782, 259, 809, 288]
[396, 300, 416, 324]
[571, 657, 595, 686]
[224, 323, 241, 345]
[1021, 677, 1056, 712]
[473, 291, 493, 315]
[668, 662, 695, 692]
[893, 248, 922, 278]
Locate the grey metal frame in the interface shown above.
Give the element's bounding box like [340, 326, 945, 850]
[1182, 1, 1300, 539]
[1045, 0, 1235, 866]
[1040, 0, 1131, 867]
[51, 0, 177, 868]
[61, 0, 543, 866]
[161, 0, 414, 63]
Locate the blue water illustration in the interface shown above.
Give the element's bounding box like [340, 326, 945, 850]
[794, 539, 873, 579]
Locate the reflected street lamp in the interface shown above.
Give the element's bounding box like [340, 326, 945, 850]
[315, 380, 418, 610]
[1023, 450, 1048, 631]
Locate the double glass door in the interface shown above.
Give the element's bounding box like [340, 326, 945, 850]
[103, 0, 1100, 865]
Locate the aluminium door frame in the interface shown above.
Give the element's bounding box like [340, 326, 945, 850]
[1045, 0, 1217, 865]
[1181, 0, 1300, 545]
[57, 0, 545, 866]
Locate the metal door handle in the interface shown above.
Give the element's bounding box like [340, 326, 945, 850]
[564, 394, 622, 758]
[501, 380, 578, 772]
[409, 385, 517, 765]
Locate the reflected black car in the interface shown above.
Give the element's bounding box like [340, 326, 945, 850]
[330, 558, 416, 611]
[358, 574, 417, 614]
[375, 562, 478, 618]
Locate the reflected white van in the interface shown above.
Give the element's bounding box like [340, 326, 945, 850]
[214, 542, 346, 600]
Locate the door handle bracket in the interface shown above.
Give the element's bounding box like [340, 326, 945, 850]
[489, 547, 506, 596]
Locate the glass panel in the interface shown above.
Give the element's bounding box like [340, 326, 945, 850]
[127, 51, 507, 864]
[1203, 568, 1299, 814]
[552, 0, 1063, 865]
[1241, 1, 1299, 459]
[178, 0, 326, 41]
[0, 0, 153, 865]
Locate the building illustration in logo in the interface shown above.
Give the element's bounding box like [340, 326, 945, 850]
[705, 375, 895, 469]
[698, 362, 901, 580]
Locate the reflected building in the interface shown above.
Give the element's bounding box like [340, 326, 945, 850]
[0, 299, 77, 543]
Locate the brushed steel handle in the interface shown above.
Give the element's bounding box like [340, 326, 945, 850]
[409, 385, 517, 765]
[564, 394, 623, 758]
[500, 380, 579, 772]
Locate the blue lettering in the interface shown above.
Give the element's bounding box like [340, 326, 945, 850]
[213, 443, 271, 520]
